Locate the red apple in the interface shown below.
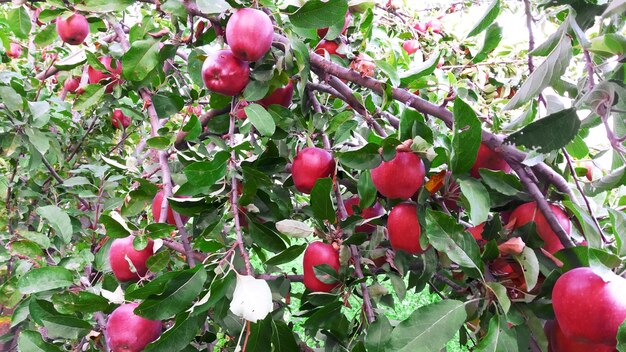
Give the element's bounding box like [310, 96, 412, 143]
[291, 147, 335, 194]
[344, 196, 385, 233]
[152, 190, 190, 226]
[427, 19, 443, 33]
[108, 236, 154, 282]
[225, 8, 274, 62]
[106, 303, 161, 351]
[553, 267, 626, 346]
[402, 40, 420, 55]
[303, 241, 340, 292]
[371, 151, 425, 199]
[6, 43, 21, 59]
[258, 81, 294, 108]
[56, 13, 89, 45]
[414, 22, 428, 33]
[63, 77, 80, 93]
[509, 202, 571, 254]
[468, 223, 485, 241]
[236, 100, 249, 120]
[470, 143, 512, 178]
[317, 11, 351, 38]
[202, 49, 250, 96]
[314, 40, 345, 58]
[585, 162, 593, 181]
[387, 203, 427, 254]
[88, 56, 122, 93]
[111, 109, 131, 129]
[545, 320, 617, 352]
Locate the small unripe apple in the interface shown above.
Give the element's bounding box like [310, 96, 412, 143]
[111, 109, 131, 129]
[202, 49, 250, 96]
[6, 43, 21, 59]
[56, 13, 89, 45]
[303, 241, 340, 292]
[317, 11, 351, 38]
[344, 196, 385, 233]
[470, 143, 511, 178]
[545, 320, 617, 352]
[109, 236, 154, 282]
[371, 152, 425, 199]
[152, 190, 190, 226]
[226, 8, 274, 62]
[314, 40, 345, 58]
[106, 303, 161, 351]
[509, 202, 571, 254]
[387, 203, 427, 254]
[553, 267, 626, 346]
[258, 81, 294, 108]
[88, 56, 122, 93]
[291, 147, 335, 194]
[63, 77, 80, 93]
[402, 40, 420, 55]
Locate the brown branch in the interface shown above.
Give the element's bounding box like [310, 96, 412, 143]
[163, 238, 206, 262]
[350, 245, 375, 324]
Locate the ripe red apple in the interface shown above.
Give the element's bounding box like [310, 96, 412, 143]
[6, 43, 21, 59]
[202, 49, 250, 96]
[291, 147, 335, 194]
[236, 100, 249, 120]
[225, 8, 274, 62]
[387, 203, 427, 254]
[258, 81, 294, 108]
[470, 143, 512, 178]
[553, 267, 626, 346]
[509, 202, 571, 254]
[314, 40, 345, 58]
[317, 11, 351, 38]
[88, 56, 122, 93]
[303, 241, 340, 292]
[108, 236, 154, 282]
[63, 77, 80, 93]
[402, 40, 420, 55]
[427, 19, 443, 33]
[414, 22, 428, 33]
[56, 13, 89, 45]
[371, 152, 425, 199]
[106, 303, 161, 351]
[152, 190, 190, 226]
[344, 196, 385, 233]
[468, 223, 485, 241]
[545, 320, 617, 352]
[111, 109, 131, 129]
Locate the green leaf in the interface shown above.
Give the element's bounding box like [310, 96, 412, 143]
[473, 23, 502, 63]
[152, 93, 184, 119]
[25, 128, 50, 156]
[467, 0, 501, 37]
[513, 247, 539, 291]
[271, 320, 299, 352]
[54, 50, 88, 71]
[99, 213, 133, 238]
[479, 169, 522, 196]
[357, 170, 377, 209]
[289, 0, 349, 29]
[18, 330, 63, 352]
[244, 80, 270, 101]
[618, 320, 626, 352]
[458, 178, 490, 225]
[275, 220, 314, 238]
[584, 165, 626, 196]
[337, 143, 382, 170]
[265, 244, 307, 266]
[399, 52, 441, 87]
[375, 60, 400, 87]
[244, 104, 276, 137]
[74, 84, 106, 111]
[247, 316, 273, 352]
[146, 251, 170, 273]
[122, 39, 161, 81]
[34, 24, 58, 48]
[506, 108, 580, 153]
[486, 282, 510, 314]
[389, 300, 467, 352]
[0, 86, 23, 112]
[183, 151, 229, 186]
[195, 0, 231, 14]
[249, 221, 288, 253]
[608, 209, 626, 257]
[530, 20, 567, 57]
[144, 312, 208, 352]
[42, 315, 92, 339]
[310, 178, 336, 223]
[474, 315, 518, 352]
[75, 0, 136, 12]
[450, 97, 481, 175]
[563, 201, 601, 248]
[565, 134, 589, 159]
[313, 263, 339, 284]
[7, 7, 31, 39]
[36, 206, 72, 243]
[146, 136, 171, 150]
[365, 315, 392, 352]
[603, 0, 626, 17]
[18, 267, 74, 294]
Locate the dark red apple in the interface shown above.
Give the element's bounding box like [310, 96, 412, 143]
[303, 241, 340, 292]
[314, 40, 345, 58]
[317, 11, 351, 38]
[108, 236, 154, 282]
[509, 202, 571, 254]
[371, 151, 425, 199]
[152, 190, 190, 226]
[470, 143, 512, 178]
[106, 303, 161, 351]
[545, 320, 617, 352]
[63, 77, 80, 93]
[387, 203, 427, 254]
[56, 13, 89, 45]
[225, 8, 274, 62]
[291, 147, 335, 194]
[552, 267, 626, 346]
[6, 43, 21, 59]
[258, 81, 294, 108]
[111, 109, 131, 129]
[202, 49, 250, 96]
[344, 196, 385, 233]
[88, 56, 122, 93]
[402, 40, 420, 55]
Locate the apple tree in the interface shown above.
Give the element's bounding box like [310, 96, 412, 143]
[0, 0, 625, 351]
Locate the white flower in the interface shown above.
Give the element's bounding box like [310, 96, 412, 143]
[229, 275, 273, 323]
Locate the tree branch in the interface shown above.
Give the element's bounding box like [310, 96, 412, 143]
[174, 107, 230, 150]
